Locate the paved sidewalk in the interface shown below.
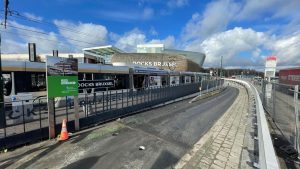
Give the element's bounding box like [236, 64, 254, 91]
[175, 85, 253, 169]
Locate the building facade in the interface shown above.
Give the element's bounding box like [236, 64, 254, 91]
[2, 44, 205, 72]
[111, 44, 205, 72]
[111, 53, 202, 72]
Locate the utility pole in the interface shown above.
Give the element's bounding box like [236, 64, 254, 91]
[3, 0, 8, 28]
[220, 56, 223, 77]
[0, 0, 9, 128]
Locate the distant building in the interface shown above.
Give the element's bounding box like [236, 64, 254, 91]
[137, 44, 164, 53]
[1, 43, 206, 72]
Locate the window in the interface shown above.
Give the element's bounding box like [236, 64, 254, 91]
[31, 73, 46, 91]
[78, 73, 84, 80]
[2, 73, 12, 96]
[15, 72, 46, 93]
[85, 73, 92, 80]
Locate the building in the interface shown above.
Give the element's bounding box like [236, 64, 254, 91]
[137, 44, 164, 53]
[111, 53, 202, 72]
[112, 43, 205, 72]
[1, 43, 206, 72]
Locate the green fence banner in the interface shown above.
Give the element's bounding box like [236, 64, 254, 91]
[46, 56, 78, 98]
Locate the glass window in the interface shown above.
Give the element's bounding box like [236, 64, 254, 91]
[2, 73, 12, 96]
[85, 73, 92, 80]
[15, 72, 30, 93]
[15, 72, 46, 93]
[78, 73, 84, 80]
[30, 73, 46, 91]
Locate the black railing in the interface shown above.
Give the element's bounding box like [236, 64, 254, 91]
[0, 79, 223, 149]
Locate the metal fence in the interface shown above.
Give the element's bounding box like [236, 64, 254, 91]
[0, 79, 224, 149]
[260, 80, 300, 158]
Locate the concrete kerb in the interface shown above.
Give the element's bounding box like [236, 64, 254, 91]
[189, 87, 226, 104]
[150, 86, 226, 109]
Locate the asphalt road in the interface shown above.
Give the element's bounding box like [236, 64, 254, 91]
[2, 87, 239, 169]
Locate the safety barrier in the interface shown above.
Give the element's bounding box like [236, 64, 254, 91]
[225, 78, 280, 169]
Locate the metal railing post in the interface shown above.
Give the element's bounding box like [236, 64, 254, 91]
[116, 90, 118, 109]
[106, 90, 109, 110]
[84, 94, 87, 117]
[22, 100, 25, 133]
[94, 93, 97, 114]
[122, 90, 124, 108]
[272, 82, 276, 122]
[65, 96, 69, 121]
[110, 90, 112, 110]
[132, 90, 134, 106]
[294, 85, 299, 158]
[102, 92, 105, 112]
[127, 89, 129, 107]
[39, 99, 42, 132]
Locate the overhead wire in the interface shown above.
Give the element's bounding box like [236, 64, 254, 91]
[1, 29, 90, 50]
[0, 9, 105, 51]
[1, 10, 96, 37]
[1, 22, 102, 46]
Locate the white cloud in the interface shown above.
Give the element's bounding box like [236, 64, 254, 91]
[181, 0, 239, 42]
[184, 26, 300, 68]
[179, 0, 300, 69]
[23, 12, 43, 21]
[149, 26, 158, 36]
[167, 0, 189, 8]
[148, 35, 176, 48]
[1, 20, 108, 54]
[1, 21, 64, 53]
[142, 7, 154, 20]
[236, 0, 300, 20]
[185, 27, 268, 67]
[269, 32, 300, 66]
[98, 7, 154, 22]
[113, 29, 175, 52]
[1, 39, 27, 54]
[114, 28, 146, 52]
[54, 20, 108, 50]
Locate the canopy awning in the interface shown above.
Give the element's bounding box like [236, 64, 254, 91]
[82, 45, 124, 57]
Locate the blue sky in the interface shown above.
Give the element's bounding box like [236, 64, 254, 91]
[1, 0, 300, 69]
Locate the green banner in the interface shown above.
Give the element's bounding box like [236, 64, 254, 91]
[47, 76, 78, 98]
[46, 56, 78, 98]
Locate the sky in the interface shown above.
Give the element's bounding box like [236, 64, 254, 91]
[0, 0, 300, 70]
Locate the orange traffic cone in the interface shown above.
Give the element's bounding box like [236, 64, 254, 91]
[59, 119, 69, 141]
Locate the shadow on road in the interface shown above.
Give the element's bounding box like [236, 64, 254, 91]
[62, 153, 109, 169]
[13, 141, 63, 169]
[150, 150, 179, 169]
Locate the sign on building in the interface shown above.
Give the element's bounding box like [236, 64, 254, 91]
[78, 79, 115, 89]
[46, 56, 78, 98]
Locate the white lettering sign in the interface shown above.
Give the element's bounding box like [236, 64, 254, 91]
[132, 61, 176, 67]
[61, 79, 76, 85]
